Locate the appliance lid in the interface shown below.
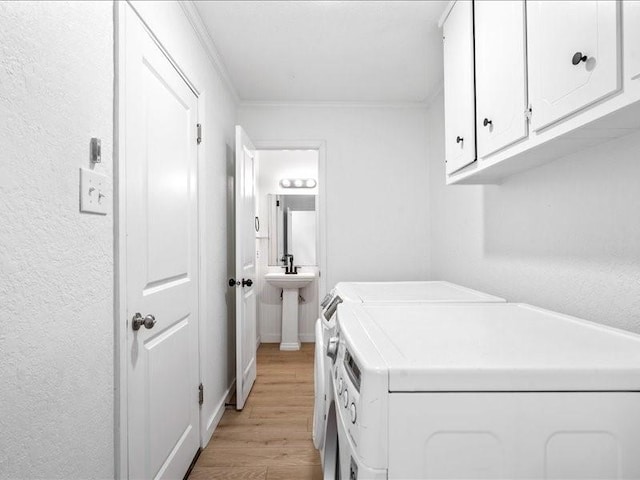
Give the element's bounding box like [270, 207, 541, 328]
[334, 281, 505, 303]
[341, 303, 640, 392]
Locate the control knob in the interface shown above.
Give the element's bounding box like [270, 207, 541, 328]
[337, 378, 344, 395]
[343, 390, 349, 408]
[326, 336, 339, 362]
[350, 403, 357, 424]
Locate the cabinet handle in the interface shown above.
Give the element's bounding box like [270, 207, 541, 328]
[572, 52, 588, 65]
[483, 118, 493, 127]
[456, 136, 463, 144]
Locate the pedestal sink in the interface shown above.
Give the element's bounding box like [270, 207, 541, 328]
[265, 271, 316, 350]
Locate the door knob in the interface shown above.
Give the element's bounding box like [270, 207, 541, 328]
[132, 313, 156, 331]
[228, 278, 240, 287]
[572, 52, 587, 65]
[483, 118, 493, 127]
[456, 136, 463, 144]
[242, 278, 253, 287]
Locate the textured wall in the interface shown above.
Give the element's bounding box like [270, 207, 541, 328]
[238, 105, 431, 291]
[0, 1, 114, 478]
[427, 94, 640, 333]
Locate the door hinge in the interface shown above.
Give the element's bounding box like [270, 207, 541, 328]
[525, 105, 533, 121]
[198, 383, 204, 406]
[196, 123, 202, 145]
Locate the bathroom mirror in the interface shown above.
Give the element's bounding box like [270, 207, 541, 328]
[268, 194, 317, 266]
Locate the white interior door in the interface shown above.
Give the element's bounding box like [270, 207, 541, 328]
[475, 0, 528, 158]
[235, 126, 257, 410]
[124, 6, 200, 479]
[527, 0, 621, 131]
[443, 0, 476, 175]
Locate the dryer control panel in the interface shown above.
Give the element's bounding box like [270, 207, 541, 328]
[331, 316, 389, 471]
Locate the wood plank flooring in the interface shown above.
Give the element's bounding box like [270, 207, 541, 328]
[189, 343, 322, 480]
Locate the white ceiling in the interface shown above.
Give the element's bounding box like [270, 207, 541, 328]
[193, 0, 447, 104]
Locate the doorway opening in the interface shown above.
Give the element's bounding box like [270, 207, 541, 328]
[254, 146, 325, 350]
[232, 132, 327, 411]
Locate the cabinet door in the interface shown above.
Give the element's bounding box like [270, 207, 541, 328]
[528, 1, 621, 131]
[443, 0, 476, 175]
[475, 1, 528, 158]
[625, 1, 640, 82]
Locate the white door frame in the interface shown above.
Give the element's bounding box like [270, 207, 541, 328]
[253, 140, 328, 301]
[114, 2, 205, 478]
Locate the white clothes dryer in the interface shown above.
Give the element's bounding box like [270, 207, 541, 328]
[328, 302, 640, 479]
[312, 281, 506, 465]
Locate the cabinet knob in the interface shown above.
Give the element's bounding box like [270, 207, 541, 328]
[572, 52, 588, 65]
[483, 118, 493, 127]
[456, 136, 463, 144]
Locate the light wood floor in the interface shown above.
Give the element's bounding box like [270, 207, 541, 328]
[189, 343, 322, 480]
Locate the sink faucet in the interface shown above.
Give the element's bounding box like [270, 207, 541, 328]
[282, 254, 297, 274]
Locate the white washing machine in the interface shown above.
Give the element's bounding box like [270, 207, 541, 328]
[312, 281, 506, 466]
[328, 302, 640, 479]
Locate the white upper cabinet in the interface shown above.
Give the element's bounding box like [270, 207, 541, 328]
[443, 0, 476, 175]
[527, 1, 621, 131]
[440, 0, 639, 184]
[475, 0, 528, 157]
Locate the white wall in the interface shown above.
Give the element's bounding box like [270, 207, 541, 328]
[255, 149, 318, 243]
[0, 2, 114, 477]
[256, 150, 319, 198]
[239, 105, 431, 290]
[427, 94, 640, 333]
[0, 2, 238, 477]
[127, 0, 238, 447]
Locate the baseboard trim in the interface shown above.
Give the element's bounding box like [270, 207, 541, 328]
[260, 333, 315, 343]
[279, 342, 301, 351]
[202, 379, 236, 448]
[300, 333, 314, 343]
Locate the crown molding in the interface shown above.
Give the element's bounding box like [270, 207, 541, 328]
[179, 0, 240, 104]
[238, 99, 433, 109]
[438, 1, 457, 28]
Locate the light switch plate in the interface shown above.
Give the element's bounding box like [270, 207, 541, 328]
[80, 168, 108, 215]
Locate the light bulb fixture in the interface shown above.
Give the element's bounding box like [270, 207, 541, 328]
[280, 178, 317, 189]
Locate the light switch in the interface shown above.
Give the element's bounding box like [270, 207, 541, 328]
[80, 168, 108, 215]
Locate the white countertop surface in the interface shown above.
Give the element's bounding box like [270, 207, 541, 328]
[338, 302, 640, 392]
[333, 280, 505, 303]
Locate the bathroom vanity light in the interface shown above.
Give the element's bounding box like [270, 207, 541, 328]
[280, 178, 317, 189]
